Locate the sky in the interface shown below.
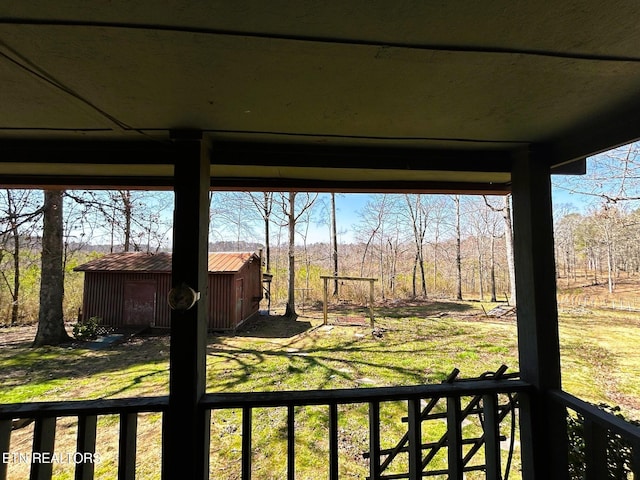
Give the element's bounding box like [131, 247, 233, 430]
[60, 149, 629, 248]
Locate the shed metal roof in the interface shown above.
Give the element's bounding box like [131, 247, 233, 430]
[74, 252, 258, 274]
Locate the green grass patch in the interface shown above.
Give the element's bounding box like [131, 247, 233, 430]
[1, 300, 639, 479]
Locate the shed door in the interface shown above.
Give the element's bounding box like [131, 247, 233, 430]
[235, 278, 244, 323]
[123, 280, 157, 326]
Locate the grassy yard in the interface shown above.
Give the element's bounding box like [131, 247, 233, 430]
[1, 299, 639, 479]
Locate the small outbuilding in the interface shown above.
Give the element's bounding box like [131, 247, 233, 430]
[74, 251, 263, 331]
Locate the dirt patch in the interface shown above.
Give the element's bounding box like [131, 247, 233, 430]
[0, 325, 42, 348]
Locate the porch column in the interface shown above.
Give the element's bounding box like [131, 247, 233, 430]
[162, 131, 211, 479]
[511, 150, 568, 480]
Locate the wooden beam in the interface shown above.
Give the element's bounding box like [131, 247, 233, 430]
[0, 140, 177, 165]
[162, 132, 210, 480]
[212, 141, 512, 172]
[511, 149, 567, 480]
[208, 177, 511, 194]
[547, 100, 640, 164]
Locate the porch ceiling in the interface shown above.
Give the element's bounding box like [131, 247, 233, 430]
[1, 1, 640, 191]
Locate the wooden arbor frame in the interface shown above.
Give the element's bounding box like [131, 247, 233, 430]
[320, 275, 378, 327]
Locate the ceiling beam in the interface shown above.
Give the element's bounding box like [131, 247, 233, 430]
[212, 142, 512, 173]
[0, 140, 177, 165]
[546, 99, 640, 164]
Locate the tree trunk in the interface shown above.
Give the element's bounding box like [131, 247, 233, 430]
[11, 222, 19, 325]
[454, 196, 463, 300]
[412, 252, 418, 298]
[331, 193, 339, 296]
[33, 190, 70, 347]
[264, 192, 271, 273]
[490, 234, 497, 302]
[418, 247, 427, 297]
[285, 192, 297, 318]
[503, 195, 517, 306]
[120, 190, 132, 252]
[476, 237, 484, 302]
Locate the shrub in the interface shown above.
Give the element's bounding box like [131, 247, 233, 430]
[567, 403, 640, 479]
[72, 316, 101, 340]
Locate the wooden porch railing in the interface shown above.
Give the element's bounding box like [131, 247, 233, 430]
[1, 379, 529, 480]
[550, 390, 640, 480]
[0, 397, 167, 480]
[201, 377, 529, 480]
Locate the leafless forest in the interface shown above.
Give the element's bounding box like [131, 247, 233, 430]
[2, 143, 640, 325]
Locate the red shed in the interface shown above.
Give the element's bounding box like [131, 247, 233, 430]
[74, 251, 262, 331]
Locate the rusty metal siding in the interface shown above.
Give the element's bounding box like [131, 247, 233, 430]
[237, 259, 262, 326]
[79, 252, 262, 330]
[208, 274, 234, 329]
[81, 272, 171, 328]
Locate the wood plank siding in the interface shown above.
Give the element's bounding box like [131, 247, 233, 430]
[76, 252, 262, 330]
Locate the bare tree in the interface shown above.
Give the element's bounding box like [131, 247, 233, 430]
[64, 190, 173, 252]
[278, 191, 318, 318]
[249, 192, 274, 272]
[427, 196, 449, 294]
[403, 194, 431, 298]
[33, 190, 71, 347]
[330, 192, 339, 296]
[0, 190, 43, 325]
[210, 192, 261, 250]
[453, 195, 463, 300]
[354, 195, 403, 300]
[483, 194, 516, 305]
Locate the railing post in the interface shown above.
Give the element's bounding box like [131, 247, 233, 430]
[0, 419, 11, 480]
[118, 413, 137, 480]
[369, 402, 381, 480]
[407, 398, 422, 480]
[242, 407, 252, 480]
[482, 394, 502, 480]
[447, 396, 463, 480]
[632, 437, 640, 479]
[287, 405, 295, 480]
[30, 416, 56, 480]
[583, 418, 608, 480]
[75, 414, 97, 480]
[329, 403, 339, 480]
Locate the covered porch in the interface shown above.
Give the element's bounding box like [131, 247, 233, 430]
[1, 2, 640, 478]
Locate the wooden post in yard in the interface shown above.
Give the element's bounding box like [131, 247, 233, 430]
[162, 131, 211, 480]
[323, 276, 329, 325]
[369, 279, 375, 328]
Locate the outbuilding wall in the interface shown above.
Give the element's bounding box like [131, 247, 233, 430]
[81, 263, 261, 330]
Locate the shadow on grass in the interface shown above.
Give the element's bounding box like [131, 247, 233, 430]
[0, 334, 171, 402]
[2, 301, 500, 403]
[375, 300, 475, 319]
[233, 314, 313, 338]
